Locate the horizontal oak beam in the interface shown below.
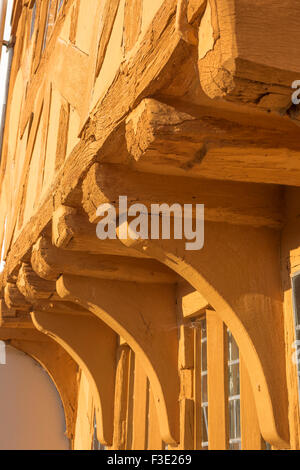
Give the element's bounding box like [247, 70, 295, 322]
[52, 205, 147, 257]
[31, 236, 177, 284]
[82, 163, 283, 229]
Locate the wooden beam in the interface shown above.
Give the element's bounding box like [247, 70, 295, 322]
[125, 98, 300, 187]
[82, 163, 283, 229]
[123, 0, 142, 53]
[33, 300, 92, 317]
[0, 315, 34, 330]
[1, 0, 192, 285]
[177, 282, 209, 319]
[240, 356, 264, 450]
[193, 323, 202, 450]
[113, 344, 131, 450]
[31, 236, 177, 284]
[206, 311, 229, 449]
[132, 357, 148, 450]
[0, 327, 49, 342]
[197, 0, 300, 114]
[0, 298, 16, 319]
[52, 205, 147, 257]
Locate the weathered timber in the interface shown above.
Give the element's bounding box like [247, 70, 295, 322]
[52, 205, 147, 257]
[32, 236, 177, 284]
[33, 300, 92, 317]
[125, 99, 300, 186]
[0, 299, 33, 329]
[17, 263, 56, 301]
[82, 163, 283, 229]
[198, 0, 300, 114]
[4, 282, 30, 311]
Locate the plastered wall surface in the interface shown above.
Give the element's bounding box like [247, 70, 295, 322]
[0, 346, 69, 450]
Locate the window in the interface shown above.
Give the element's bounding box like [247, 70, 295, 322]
[92, 413, 106, 450]
[200, 319, 208, 449]
[227, 330, 241, 450]
[195, 314, 269, 450]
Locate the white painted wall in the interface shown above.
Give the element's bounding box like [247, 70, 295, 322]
[0, 345, 69, 450]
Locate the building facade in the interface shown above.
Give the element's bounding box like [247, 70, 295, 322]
[0, 0, 300, 450]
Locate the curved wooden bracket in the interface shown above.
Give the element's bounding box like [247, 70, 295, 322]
[118, 221, 290, 448]
[31, 310, 117, 446]
[56, 274, 180, 445]
[31, 235, 176, 284]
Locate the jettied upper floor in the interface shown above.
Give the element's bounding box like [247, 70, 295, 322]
[0, 0, 300, 450]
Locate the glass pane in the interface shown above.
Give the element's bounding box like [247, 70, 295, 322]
[201, 373, 208, 403]
[228, 331, 239, 362]
[229, 363, 240, 397]
[201, 405, 208, 446]
[235, 399, 241, 438]
[228, 329, 241, 450]
[292, 274, 300, 327]
[229, 400, 235, 439]
[291, 273, 300, 401]
[201, 340, 207, 372]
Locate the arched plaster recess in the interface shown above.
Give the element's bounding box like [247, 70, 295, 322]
[31, 310, 117, 446]
[8, 338, 79, 441]
[0, 345, 69, 450]
[56, 275, 180, 446]
[118, 220, 290, 448]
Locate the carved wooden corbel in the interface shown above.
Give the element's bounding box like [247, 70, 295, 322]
[17, 263, 57, 302]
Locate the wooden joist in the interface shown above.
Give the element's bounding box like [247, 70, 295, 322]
[125, 98, 300, 187]
[31, 235, 177, 284]
[82, 162, 283, 229]
[52, 205, 147, 257]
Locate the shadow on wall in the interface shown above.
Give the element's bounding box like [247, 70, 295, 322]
[0, 345, 69, 450]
